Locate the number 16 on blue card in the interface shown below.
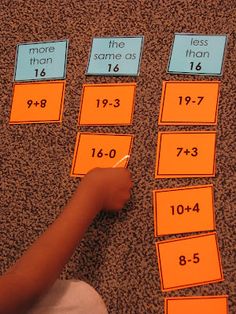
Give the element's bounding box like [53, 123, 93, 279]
[86, 36, 144, 76]
[168, 34, 227, 76]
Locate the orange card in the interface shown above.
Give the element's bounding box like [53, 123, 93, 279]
[10, 81, 65, 124]
[165, 296, 228, 314]
[71, 132, 133, 177]
[153, 185, 215, 236]
[156, 232, 223, 291]
[159, 81, 220, 125]
[78, 83, 136, 125]
[155, 131, 216, 178]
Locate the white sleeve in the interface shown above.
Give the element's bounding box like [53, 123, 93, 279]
[27, 280, 108, 314]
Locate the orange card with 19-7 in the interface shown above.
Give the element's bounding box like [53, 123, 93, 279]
[159, 81, 220, 125]
[155, 131, 216, 178]
[156, 232, 223, 291]
[10, 81, 65, 124]
[153, 185, 215, 236]
[165, 296, 228, 314]
[71, 133, 133, 177]
[78, 83, 136, 125]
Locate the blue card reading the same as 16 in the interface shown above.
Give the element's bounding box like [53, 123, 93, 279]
[14, 40, 69, 81]
[86, 36, 144, 76]
[168, 34, 227, 76]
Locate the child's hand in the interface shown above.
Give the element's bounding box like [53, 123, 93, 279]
[80, 168, 133, 212]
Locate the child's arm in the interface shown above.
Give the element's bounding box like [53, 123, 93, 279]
[0, 168, 132, 314]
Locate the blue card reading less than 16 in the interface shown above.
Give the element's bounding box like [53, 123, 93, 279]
[86, 36, 144, 76]
[14, 40, 68, 81]
[168, 34, 227, 76]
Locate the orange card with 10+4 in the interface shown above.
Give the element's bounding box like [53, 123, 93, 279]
[153, 185, 215, 236]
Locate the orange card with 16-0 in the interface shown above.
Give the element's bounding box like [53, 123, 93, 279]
[71, 132, 133, 177]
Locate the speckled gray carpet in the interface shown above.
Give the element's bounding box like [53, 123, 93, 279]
[0, 1, 235, 313]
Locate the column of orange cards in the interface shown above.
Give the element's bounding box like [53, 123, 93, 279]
[154, 81, 226, 309]
[10, 40, 68, 124]
[71, 83, 136, 175]
[156, 81, 219, 177]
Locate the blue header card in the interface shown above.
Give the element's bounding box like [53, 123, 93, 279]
[86, 36, 144, 76]
[168, 34, 227, 76]
[14, 40, 68, 81]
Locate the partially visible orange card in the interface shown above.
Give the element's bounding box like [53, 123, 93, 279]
[165, 296, 228, 314]
[10, 81, 65, 124]
[155, 131, 216, 178]
[153, 185, 215, 236]
[78, 83, 136, 125]
[156, 232, 223, 291]
[159, 81, 220, 125]
[71, 132, 133, 177]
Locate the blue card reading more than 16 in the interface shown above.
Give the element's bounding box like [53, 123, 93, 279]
[86, 36, 144, 76]
[14, 39, 69, 81]
[168, 34, 227, 76]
